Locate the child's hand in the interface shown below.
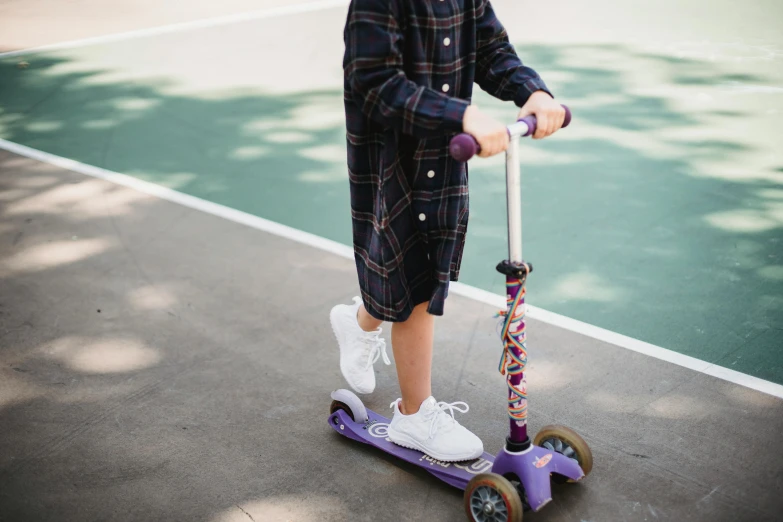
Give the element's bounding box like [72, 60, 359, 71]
[462, 105, 509, 157]
[518, 91, 566, 140]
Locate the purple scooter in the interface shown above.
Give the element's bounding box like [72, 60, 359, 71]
[328, 106, 592, 522]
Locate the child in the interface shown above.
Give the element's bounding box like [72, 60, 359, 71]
[331, 0, 566, 462]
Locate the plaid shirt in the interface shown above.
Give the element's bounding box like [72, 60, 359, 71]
[344, 0, 549, 322]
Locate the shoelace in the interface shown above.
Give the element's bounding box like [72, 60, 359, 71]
[391, 400, 470, 439]
[427, 401, 469, 438]
[361, 331, 390, 370]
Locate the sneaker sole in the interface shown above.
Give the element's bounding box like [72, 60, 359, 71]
[330, 305, 373, 395]
[386, 427, 483, 462]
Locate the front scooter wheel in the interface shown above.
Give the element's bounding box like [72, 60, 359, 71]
[464, 473, 523, 522]
[534, 425, 593, 483]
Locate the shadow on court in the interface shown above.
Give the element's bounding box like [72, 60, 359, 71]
[2, 46, 780, 384]
[1, 49, 782, 522]
[463, 44, 783, 382]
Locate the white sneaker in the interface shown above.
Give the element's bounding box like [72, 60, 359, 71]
[387, 396, 484, 462]
[330, 297, 390, 394]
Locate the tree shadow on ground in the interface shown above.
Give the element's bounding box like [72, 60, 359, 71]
[1, 44, 782, 522]
[464, 44, 782, 380]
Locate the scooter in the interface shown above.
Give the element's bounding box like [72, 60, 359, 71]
[328, 106, 592, 522]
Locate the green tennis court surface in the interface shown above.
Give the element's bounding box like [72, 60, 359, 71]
[2, 0, 781, 383]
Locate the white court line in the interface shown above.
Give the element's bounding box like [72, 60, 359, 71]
[0, 0, 349, 60]
[1, 137, 782, 401]
[452, 282, 783, 397]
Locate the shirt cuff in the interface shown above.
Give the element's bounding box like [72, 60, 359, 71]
[442, 97, 471, 133]
[514, 77, 553, 108]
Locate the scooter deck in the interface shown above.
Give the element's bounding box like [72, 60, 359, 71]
[328, 407, 495, 490]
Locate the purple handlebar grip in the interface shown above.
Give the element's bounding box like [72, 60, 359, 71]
[449, 134, 481, 163]
[449, 104, 571, 161]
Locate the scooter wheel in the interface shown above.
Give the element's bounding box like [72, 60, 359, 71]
[329, 400, 355, 421]
[329, 389, 368, 422]
[464, 473, 523, 522]
[533, 425, 593, 483]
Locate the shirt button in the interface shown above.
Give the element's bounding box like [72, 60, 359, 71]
[419, 213, 427, 221]
[427, 170, 435, 178]
[443, 37, 451, 46]
[442, 83, 450, 93]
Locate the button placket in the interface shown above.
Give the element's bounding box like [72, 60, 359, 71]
[440, 29, 452, 94]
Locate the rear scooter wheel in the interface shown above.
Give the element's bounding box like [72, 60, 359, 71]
[464, 473, 523, 522]
[329, 400, 355, 421]
[534, 425, 593, 483]
[328, 389, 368, 423]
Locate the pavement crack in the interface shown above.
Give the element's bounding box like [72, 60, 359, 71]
[454, 313, 482, 395]
[100, 126, 116, 167]
[24, 78, 68, 116]
[0, 320, 34, 339]
[236, 504, 255, 522]
[696, 485, 721, 505]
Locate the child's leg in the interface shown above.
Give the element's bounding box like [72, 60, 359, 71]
[359, 300, 434, 413]
[384, 301, 483, 461]
[390, 301, 433, 415]
[358, 302, 433, 413]
[357, 306, 383, 332]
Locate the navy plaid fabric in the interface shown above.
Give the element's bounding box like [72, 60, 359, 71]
[343, 0, 550, 322]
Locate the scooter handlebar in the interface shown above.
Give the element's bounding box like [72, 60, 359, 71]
[449, 105, 572, 162]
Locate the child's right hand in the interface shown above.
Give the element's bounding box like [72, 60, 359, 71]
[462, 105, 509, 158]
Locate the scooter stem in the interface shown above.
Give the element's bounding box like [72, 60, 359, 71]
[449, 106, 572, 448]
[506, 138, 523, 263]
[501, 135, 530, 445]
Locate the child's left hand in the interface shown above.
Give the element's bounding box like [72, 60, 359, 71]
[518, 91, 566, 140]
